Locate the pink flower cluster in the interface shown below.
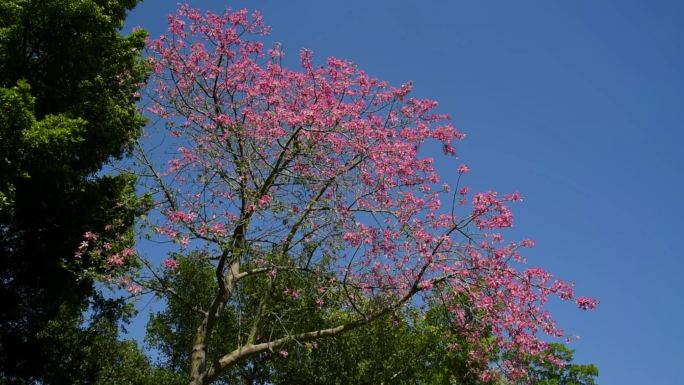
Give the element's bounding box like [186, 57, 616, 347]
[163, 258, 179, 270]
[576, 296, 599, 310]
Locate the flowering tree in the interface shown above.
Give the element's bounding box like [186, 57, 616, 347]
[80, 5, 596, 385]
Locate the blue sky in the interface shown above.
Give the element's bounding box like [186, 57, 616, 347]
[125, 1, 684, 384]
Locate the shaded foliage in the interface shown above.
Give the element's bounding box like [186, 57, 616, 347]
[0, 0, 148, 383]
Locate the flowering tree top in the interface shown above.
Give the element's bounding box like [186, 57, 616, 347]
[79, 5, 596, 384]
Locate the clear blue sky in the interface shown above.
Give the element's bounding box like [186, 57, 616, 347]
[125, 1, 684, 384]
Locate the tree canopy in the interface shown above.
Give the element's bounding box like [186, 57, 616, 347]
[76, 5, 598, 385]
[0, 0, 148, 383]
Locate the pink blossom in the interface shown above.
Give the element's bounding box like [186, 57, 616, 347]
[283, 287, 301, 299]
[163, 258, 179, 270]
[419, 280, 433, 291]
[127, 284, 142, 295]
[576, 296, 598, 310]
[258, 194, 272, 207]
[179, 237, 189, 248]
[166, 209, 197, 223]
[458, 164, 470, 173]
[520, 239, 536, 248]
[107, 254, 125, 268]
[209, 222, 228, 237]
[503, 191, 524, 202]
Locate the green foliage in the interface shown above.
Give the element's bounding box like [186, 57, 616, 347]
[0, 81, 87, 211]
[37, 297, 127, 383]
[523, 343, 599, 385]
[145, 253, 490, 385]
[0, 0, 149, 383]
[268, 308, 488, 385]
[146, 253, 600, 385]
[147, 254, 235, 376]
[146, 253, 247, 384]
[31, 294, 179, 385]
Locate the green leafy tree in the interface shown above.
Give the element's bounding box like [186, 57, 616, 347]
[35, 294, 175, 385]
[522, 343, 598, 385]
[0, 0, 150, 383]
